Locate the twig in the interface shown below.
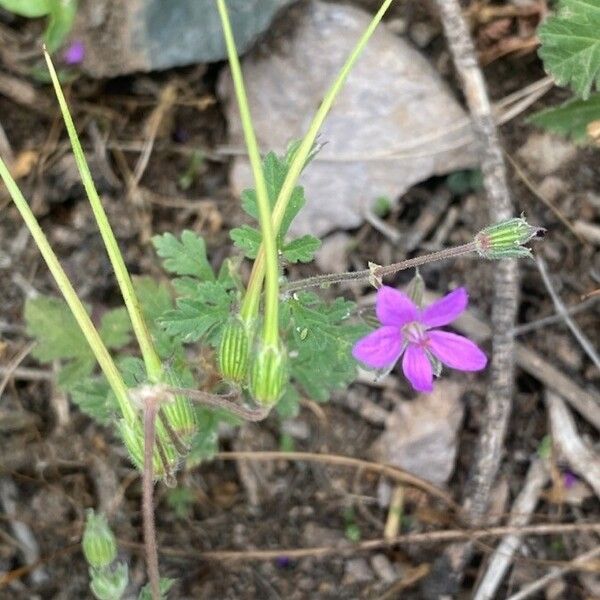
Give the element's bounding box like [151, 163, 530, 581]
[473, 459, 549, 600]
[0, 366, 53, 382]
[0, 477, 48, 584]
[142, 393, 161, 600]
[0, 342, 36, 398]
[511, 296, 599, 336]
[194, 523, 600, 561]
[545, 391, 600, 499]
[536, 257, 600, 373]
[214, 451, 461, 512]
[505, 153, 586, 244]
[506, 545, 600, 600]
[433, 0, 519, 590]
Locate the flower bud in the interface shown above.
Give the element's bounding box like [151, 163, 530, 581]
[82, 510, 117, 569]
[474, 217, 545, 259]
[89, 562, 128, 600]
[248, 341, 287, 406]
[218, 317, 250, 383]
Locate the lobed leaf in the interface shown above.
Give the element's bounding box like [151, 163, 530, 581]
[528, 94, 600, 141]
[153, 230, 215, 281]
[538, 0, 600, 98]
[282, 235, 321, 263]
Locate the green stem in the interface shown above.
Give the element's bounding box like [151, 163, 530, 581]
[282, 242, 478, 294]
[0, 158, 135, 424]
[241, 0, 395, 320]
[217, 0, 279, 346]
[44, 49, 163, 382]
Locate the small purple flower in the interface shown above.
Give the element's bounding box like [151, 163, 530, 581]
[563, 470, 578, 489]
[353, 286, 487, 393]
[63, 40, 85, 65]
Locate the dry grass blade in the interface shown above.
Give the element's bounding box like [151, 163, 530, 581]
[536, 257, 600, 373]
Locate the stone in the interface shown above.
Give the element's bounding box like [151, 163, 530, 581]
[221, 1, 477, 237]
[343, 558, 374, 584]
[517, 133, 577, 176]
[369, 382, 464, 486]
[72, 0, 297, 77]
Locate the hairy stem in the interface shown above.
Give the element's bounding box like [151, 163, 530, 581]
[143, 395, 161, 600]
[282, 242, 477, 293]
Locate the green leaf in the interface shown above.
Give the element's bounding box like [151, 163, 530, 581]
[0, 0, 50, 17]
[99, 307, 132, 350]
[44, 0, 77, 52]
[153, 230, 215, 281]
[240, 150, 307, 239]
[528, 94, 600, 141]
[282, 235, 321, 263]
[25, 296, 89, 361]
[138, 578, 176, 600]
[230, 225, 262, 258]
[281, 293, 368, 402]
[276, 385, 300, 419]
[70, 379, 114, 424]
[538, 0, 600, 98]
[160, 282, 233, 344]
[57, 355, 96, 389]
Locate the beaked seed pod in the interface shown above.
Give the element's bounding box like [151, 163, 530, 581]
[218, 317, 250, 383]
[82, 510, 117, 569]
[474, 217, 546, 259]
[118, 418, 177, 479]
[248, 341, 287, 406]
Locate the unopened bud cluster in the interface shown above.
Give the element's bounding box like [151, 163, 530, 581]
[474, 217, 545, 259]
[82, 510, 129, 600]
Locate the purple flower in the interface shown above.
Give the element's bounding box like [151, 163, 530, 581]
[63, 40, 85, 65]
[353, 286, 487, 392]
[563, 470, 578, 489]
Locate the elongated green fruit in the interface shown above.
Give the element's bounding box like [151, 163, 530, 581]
[249, 340, 287, 406]
[218, 317, 251, 383]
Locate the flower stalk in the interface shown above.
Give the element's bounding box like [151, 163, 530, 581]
[240, 0, 395, 321]
[217, 0, 280, 351]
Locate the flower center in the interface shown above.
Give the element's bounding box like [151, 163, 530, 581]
[402, 321, 428, 347]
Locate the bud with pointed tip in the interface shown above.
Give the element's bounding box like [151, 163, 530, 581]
[218, 317, 250, 383]
[82, 510, 117, 569]
[89, 562, 128, 600]
[248, 340, 287, 406]
[474, 217, 545, 259]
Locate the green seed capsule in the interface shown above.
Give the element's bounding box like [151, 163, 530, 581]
[118, 418, 178, 480]
[474, 217, 546, 260]
[249, 341, 287, 406]
[218, 317, 250, 383]
[82, 510, 117, 569]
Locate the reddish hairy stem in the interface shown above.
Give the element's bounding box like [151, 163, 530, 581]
[143, 398, 161, 600]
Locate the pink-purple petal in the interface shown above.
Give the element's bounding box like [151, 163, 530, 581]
[427, 330, 487, 371]
[376, 286, 418, 327]
[420, 287, 468, 328]
[352, 326, 403, 369]
[402, 344, 433, 392]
